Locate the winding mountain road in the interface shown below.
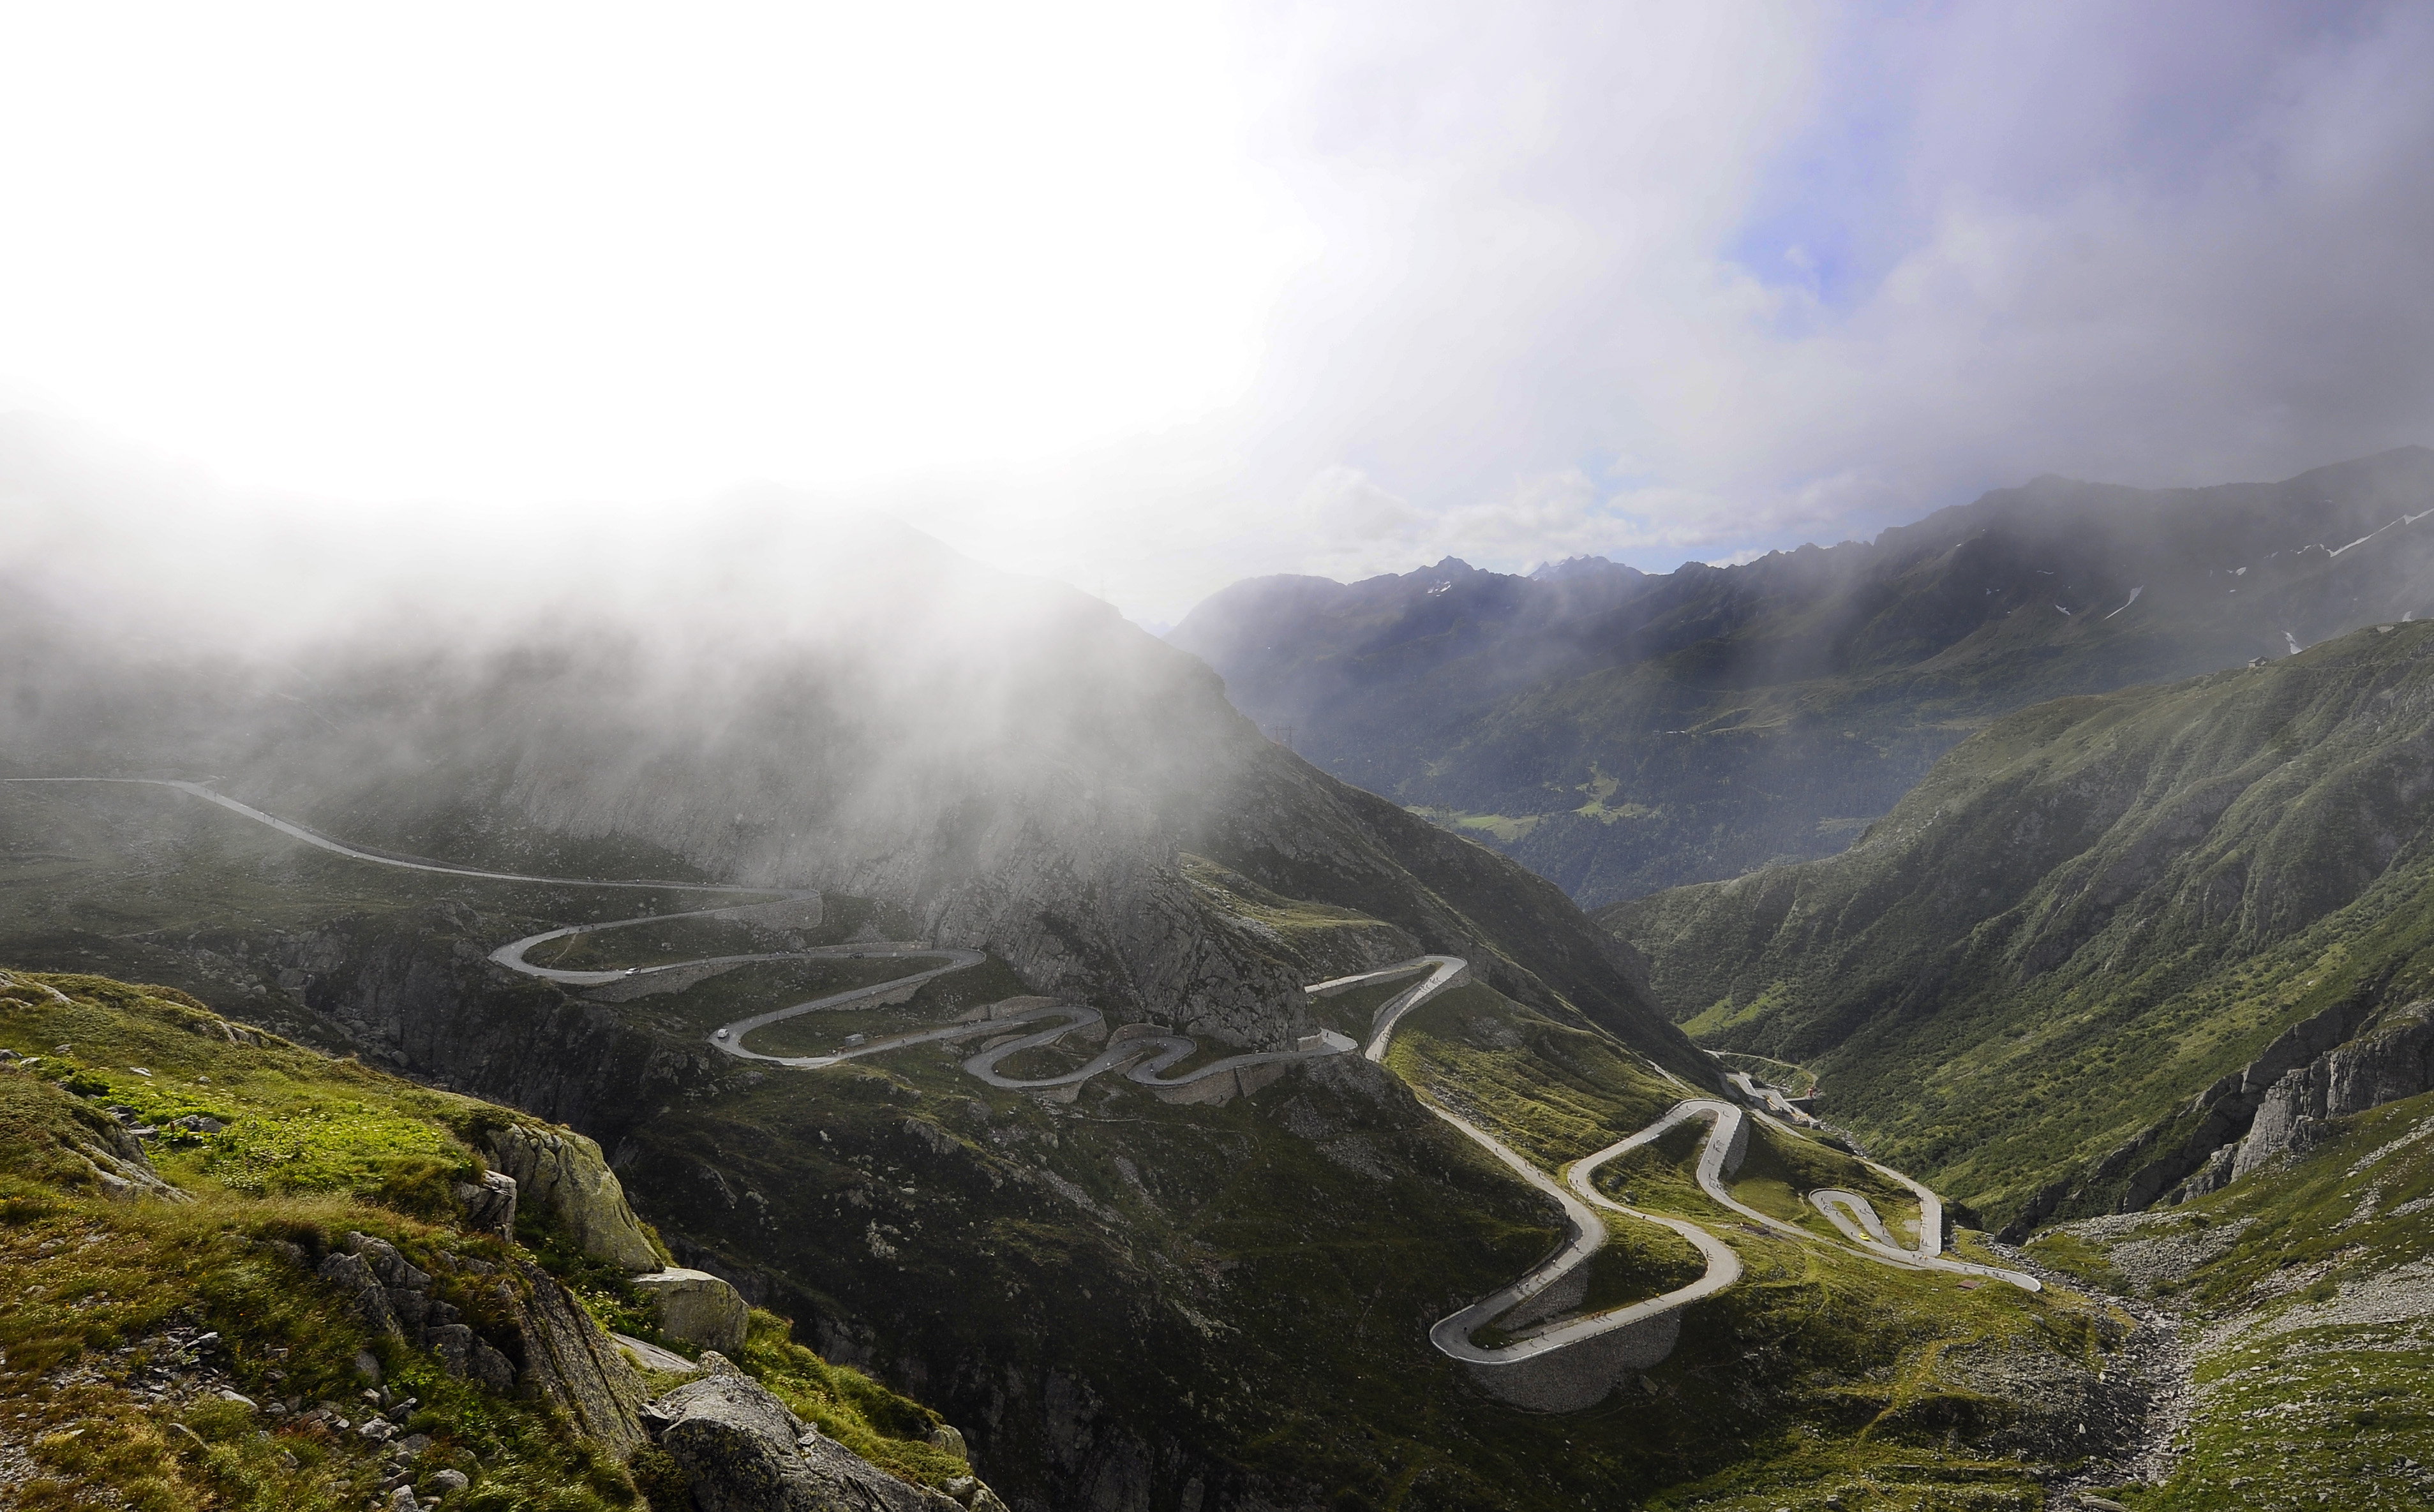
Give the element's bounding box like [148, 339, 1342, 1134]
[12, 775, 2041, 1405]
[6, 778, 798, 896]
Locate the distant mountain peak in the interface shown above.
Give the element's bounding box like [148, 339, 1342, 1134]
[1529, 555, 1645, 582]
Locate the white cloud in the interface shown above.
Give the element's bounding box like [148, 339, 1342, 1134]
[1300, 465, 1426, 549]
[2, 1, 2430, 625]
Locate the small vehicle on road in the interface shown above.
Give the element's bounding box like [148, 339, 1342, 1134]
[713, 1028, 729, 1039]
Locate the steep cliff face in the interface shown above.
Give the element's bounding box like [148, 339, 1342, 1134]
[2229, 1002, 2434, 1182]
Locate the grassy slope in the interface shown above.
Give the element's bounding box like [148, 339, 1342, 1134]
[1605, 621, 2434, 1224]
[0, 969, 964, 1511]
[2025, 1089, 2434, 1510]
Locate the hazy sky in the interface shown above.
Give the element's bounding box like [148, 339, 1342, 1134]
[3, 1, 2430, 622]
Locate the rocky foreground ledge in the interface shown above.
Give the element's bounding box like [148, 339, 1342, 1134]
[645, 1353, 1009, 1512]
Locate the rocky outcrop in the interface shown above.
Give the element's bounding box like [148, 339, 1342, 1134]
[454, 1169, 518, 1238]
[0, 1057, 191, 1204]
[486, 1123, 665, 1271]
[641, 1355, 988, 1512]
[2227, 1001, 2434, 1182]
[315, 1232, 516, 1394]
[68, 1106, 191, 1204]
[632, 1268, 750, 1355]
[505, 1256, 653, 1455]
[312, 1230, 650, 1455]
[1999, 995, 2378, 1238]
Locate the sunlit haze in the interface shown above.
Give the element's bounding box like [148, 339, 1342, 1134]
[4, 1, 2431, 622]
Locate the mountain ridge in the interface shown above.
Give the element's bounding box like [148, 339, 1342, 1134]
[1172, 447, 2434, 906]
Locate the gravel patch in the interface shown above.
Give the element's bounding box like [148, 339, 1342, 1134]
[2251, 1252, 2434, 1340]
[1980, 1240, 2194, 1508]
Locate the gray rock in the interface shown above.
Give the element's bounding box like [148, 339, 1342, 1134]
[486, 1125, 663, 1271]
[468, 1340, 516, 1394]
[428, 1469, 469, 1494]
[643, 1370, 952, 1512]
[453, 1169, 518, 1238]
[320, 1243, 412, 1341]
[391, 1288, 431, 1331]
[498, 1259, 652, 1456]
[2167, 1142, 2238, 1204]
[631, 1268, 750, 1355]
[64, 1115, 190, 1205]
[2236, 1002, 2434, 1179]
[614, 1331, 700, 1374]
[349, 1233, 434, 1291]
[428, 1324, 476, 1379]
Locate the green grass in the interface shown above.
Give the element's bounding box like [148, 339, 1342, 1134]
[1176, 852, 1421, 969]
[2022, 1090, 2434, 1510]
[1608, 620, 2434, 1229]
[1447, 813, 1545, 843]
[0, 968, 972, 1511]
[1570, 1215, 1707, 1314]
[735, 1312, 967, 1487]
[1301, 976, 1421, 1043]
[1, 975, 489, 1206]
[1728, 1123, 1922, 1245]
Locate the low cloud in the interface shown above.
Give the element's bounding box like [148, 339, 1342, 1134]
[3, 3, 2428, 625]
[1118, 0, 2434, 610]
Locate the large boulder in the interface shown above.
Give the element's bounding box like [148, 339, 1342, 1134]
[631, 1268, 750, 1356]
[641, 1358, 960, 1512]
[486, 1124, 664, 1271]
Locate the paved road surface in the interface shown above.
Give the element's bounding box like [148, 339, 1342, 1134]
[4, 778, 796, 896]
